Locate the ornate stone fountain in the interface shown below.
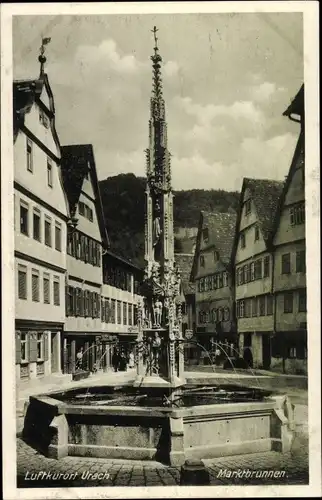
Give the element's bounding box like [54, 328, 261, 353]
[22, 27, 295, 467]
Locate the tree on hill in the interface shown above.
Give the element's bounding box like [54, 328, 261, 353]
[99, 173, 239, 267]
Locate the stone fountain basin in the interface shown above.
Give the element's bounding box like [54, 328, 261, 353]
[22, 385, 295, 466]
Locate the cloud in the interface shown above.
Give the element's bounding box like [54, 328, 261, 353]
[252, 81, 286, 102]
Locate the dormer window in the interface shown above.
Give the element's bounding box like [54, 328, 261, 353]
[245, 199, 251, 215]
[202, 228, 209, 243]
[47, 158, 53, 187]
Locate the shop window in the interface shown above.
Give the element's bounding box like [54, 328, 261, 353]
[37, 333, 44, 361]
[20, 332, 28, 362]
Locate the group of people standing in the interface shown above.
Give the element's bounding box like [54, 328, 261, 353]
[112, 349, 135, 372]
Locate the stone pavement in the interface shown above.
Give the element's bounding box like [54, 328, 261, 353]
[17, 432, 308, 488]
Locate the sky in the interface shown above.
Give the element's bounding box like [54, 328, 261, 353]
[13, 13, 304, 191]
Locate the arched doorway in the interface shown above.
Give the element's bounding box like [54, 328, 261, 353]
[243, 347, 253, 368]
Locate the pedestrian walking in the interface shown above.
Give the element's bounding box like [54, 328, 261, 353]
[112, 349, 120, 372]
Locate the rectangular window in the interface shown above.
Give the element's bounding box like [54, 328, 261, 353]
[47, 158, 53, 187]
[204, 277, 208, 292]
[33, 209, 41, 241]
[20, 202, 29, 236]
[88, 207, 93, 222]
[251, 297, 258, 317]
[296, 250, 306, 273]
[240, 232, 246, 249]
[250, 262, 255, 281]
[110, 299, 116, 324]
[31, 270, 39, 302]
[128, 304, 133, 326]
[218, 273, 223, 288]
[123, 303, 128, 325]
[298, 289, 307, 312]
[18, 265, 27, 300]
[202, 228, 209, 243]
[44, 217, 52, 247]
[214, 250, 219, 261]
[244, 199, 251, 215]
[243, 265, 249, 284]
[259, 296, 266, 316]
[55, 222, 62, 252]
[254, 225, 260, 241]
[134, 305, 138, 325]
[200, 255, 205, 267]
[223, 272, 228, 287]
[27, 138, 33, 172]
[245, 299, 251, 318]
[37, 333, 44, 361]
[43, 274, 50, 304]
[53, 277, 60, 306]
[267, 295, 273, 315]
[263, 256, 270, 278]
[254, 259, 262, 280]
[117, 301, 122, 324]
[281, 253, 291, 274]
[290, 203, 305, 226]
[20, 333, 28, 362]
[239, 300, 244, 318]
[79, 202, 85, 216]
[284, 291, 293, 313]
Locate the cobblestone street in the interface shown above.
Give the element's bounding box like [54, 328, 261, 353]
[17, 431, 309, 488]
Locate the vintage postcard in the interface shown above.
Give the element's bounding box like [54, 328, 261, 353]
[1, 1, 321, 499]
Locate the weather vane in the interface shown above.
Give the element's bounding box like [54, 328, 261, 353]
[151, 26, 159, 49]
[39, 36, 51, 73]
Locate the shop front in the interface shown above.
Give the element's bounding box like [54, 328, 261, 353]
[62, 332, 118, 374]
[15, 320, 63, 382]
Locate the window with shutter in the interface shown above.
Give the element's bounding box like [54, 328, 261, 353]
[37, 332, 44, 360]
[32, 270, 39, 302]
[29, 331, 38, 363]
[89, 240, 93, 264]
[97, 294, 101, 318]
[84, 237, 89, 263]
[53, 278, 60, 305]
[44, 332, 49, 361]
[43, 274, 50, 303]
[75, 288, 80, 316]
[18, 266, 27, 300]
[250, 262, 255, 281]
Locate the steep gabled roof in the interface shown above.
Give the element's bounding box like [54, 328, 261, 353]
[283, 84, 304, 119]
[13, 74, 55, 143]
[61, 144, 110, 248]
[105, 249, 144, 273]
[175, 253, 194, 295]
[190, 211, 237, 281]
[231, 177, 284, 263]
[271, 86, 305, 243]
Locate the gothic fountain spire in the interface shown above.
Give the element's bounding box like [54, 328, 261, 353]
[134, 27, 185, 390]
